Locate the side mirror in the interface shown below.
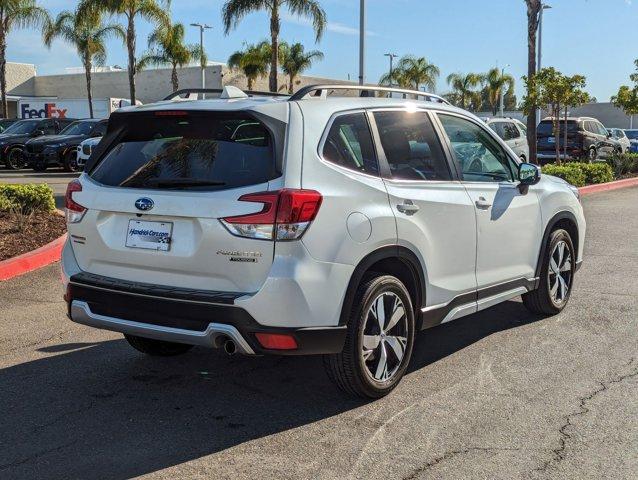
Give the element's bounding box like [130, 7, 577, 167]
[518, 162, 540, 188]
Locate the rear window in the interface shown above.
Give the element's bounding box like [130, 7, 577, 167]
[537, 121, 579, 136]
[90, 112, 278, 191]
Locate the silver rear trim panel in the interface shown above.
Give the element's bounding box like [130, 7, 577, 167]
[70, 300, 256, 355]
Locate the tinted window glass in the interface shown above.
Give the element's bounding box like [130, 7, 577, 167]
[322, 113, 378, 175]
[373, 111, 451, 181]
[43, 121, 57, 135]
[91, 112, 277, 191]
[596, 123, 608, 136]
[93, 121, 107, 136]
[439, 114, 515, 182]
[538, 120, 579, 136]
[5, 120, 38, 134]
[625, 130, 638, 140]
[489, 122, 507, 140]
[503, 122, 520, 140]
[60, 121, 97, 136]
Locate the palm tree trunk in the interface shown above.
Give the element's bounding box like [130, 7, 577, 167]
[248, 76, 254, 91]
[171, 64, 179, 92]
[126, 14, 137, 104]
[563, 106, 568, 161]
[85, 57, 94, 119]
[0, 31, 8, 119]
[269, 1, 280, 93]
[289, 73, 294, 94]
[526, 1, 541, 164]
[554, 105, 561, 164]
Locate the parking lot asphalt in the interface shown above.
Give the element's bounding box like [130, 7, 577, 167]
[1, 187, 637, 480]
[0, 169, 79, 209]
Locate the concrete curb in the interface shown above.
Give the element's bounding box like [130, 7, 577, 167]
[0, 233, 67, 281]
[579, 176, 638, 196]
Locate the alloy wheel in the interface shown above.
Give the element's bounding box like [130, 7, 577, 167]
[548, 240, 572, 305]
[361, 292, 409, 383]
[7, 149, 25, 170]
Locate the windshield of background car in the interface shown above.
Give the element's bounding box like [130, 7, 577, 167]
[60, 121, 96, 136]
[537, 121, 579, 136]
[90, 111, 277, 191]
[3, 120, 37, 134]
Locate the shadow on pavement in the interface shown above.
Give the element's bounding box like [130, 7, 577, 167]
[0, 300, 542, 479]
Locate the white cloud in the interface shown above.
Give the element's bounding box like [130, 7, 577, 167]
[282, 13, 376, 37]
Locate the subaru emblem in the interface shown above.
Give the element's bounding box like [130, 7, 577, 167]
[135, 198, 154, 211]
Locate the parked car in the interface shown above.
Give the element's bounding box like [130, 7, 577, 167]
[24, 118, 107, 172]
[608, 128, 631, 153]
[61, 85, 585, 398]
[0, 118, 76, 170]
[76, 135, 103, 170]
[537, 117, 621, 163]
[484, 117, 530, 162]
[0, 118, 17, 133]
[624, 129, 638, 153]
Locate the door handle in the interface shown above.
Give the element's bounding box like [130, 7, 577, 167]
[396, 200, 420, 215]
[475, 197, 492, 210]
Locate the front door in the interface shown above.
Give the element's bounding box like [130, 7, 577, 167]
[435, 112, 543, 291]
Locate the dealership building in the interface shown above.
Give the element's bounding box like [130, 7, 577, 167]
[3, 61, 355, 119]
[3, 61, 636, 128]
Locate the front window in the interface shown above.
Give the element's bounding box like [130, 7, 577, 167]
[60, 121, 97, 136]
[90, 111, 278, 191]
[438, 114, 516, 183]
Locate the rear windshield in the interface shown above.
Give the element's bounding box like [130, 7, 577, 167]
[90, 112, 277, 191]
[538, 120, 579, 136]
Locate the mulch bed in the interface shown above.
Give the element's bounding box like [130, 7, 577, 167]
[0, 212, 67, 261]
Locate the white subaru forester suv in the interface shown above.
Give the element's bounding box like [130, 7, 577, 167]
[62, 85, 585, 398]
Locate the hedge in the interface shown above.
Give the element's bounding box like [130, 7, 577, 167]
[542, 162, 614, 187]
[606, 153, 638, 178]
[0, 184, 56, 214]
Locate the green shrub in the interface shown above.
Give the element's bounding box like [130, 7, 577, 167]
[581, 162, 614, 184]
[541, 164, 586, 187]
[606, 153, 638, 177]
[0, 184, 55, 214]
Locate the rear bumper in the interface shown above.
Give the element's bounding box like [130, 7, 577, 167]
[65, 272, 347, 356]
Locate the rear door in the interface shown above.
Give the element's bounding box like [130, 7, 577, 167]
[70, 109, 286, 293]
[371, 109, 478, 315]
[435, 112, 542, 291]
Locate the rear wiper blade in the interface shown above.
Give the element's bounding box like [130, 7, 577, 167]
[145, 178, 226, 188]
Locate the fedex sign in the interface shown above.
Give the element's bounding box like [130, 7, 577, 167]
[20, 103, 68, 119]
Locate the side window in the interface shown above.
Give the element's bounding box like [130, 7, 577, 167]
[373, 110, 451, 181]
[438, 114, 516, 183]
[42, 121, 56, 135]
[490, 122, 507, 140]
[322, 113, 378, 175]
[93, 122, 108, 137]
[597, 123, 608, 136]
[517, 122, 528, 136]
[504, 122, 521, 140]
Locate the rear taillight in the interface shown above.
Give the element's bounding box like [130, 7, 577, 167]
[220, 189, 322, 241]
[65, 179, 86, 223]
[255, 333, 298, 350]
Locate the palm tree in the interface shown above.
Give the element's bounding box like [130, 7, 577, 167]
[0, 0, 50, 118]
[44, 10, 124, 118]
[525, 0, 542, 163]
[483, 67, 515, 116]
[78, 0, 169, 105]
[280, 42, 323, 93]
[138, 21, 203, 92]
[227, 41, 271, 91]
[222, 0, 326, 93]
[446, 72, 483, 110]
[380, 55, 439, 92]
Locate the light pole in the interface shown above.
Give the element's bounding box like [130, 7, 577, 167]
[384, 53, 398, 87]
[359, 0, 366, 85]
[536, 3, 552, 125]
[190, 23, 212, 89]
[499, 64, 510, 117]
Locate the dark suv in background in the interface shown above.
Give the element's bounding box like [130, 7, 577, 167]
[25, 119, 107, 172]
[536, 117, 620, 163]
[0, 118, 76, 170]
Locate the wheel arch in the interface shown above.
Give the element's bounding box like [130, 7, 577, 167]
[534, 211, 579, 279]
[339, 246, 426, 327]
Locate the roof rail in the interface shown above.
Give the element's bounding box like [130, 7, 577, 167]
[289, 84, 450, 105]
[163, 88, 289, 101]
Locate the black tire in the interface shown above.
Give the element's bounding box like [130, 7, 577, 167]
[63, 150, 79, 172]
[324, 275, 415, 398]
[124, 334, 194, 356]
[6, 148, 26, 170]
[523, 229, 576, 315]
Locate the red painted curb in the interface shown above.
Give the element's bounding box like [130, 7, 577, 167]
[578, 176, 638, 196]
[0, 233, 67, 281]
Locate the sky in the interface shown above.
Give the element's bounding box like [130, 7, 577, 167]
[7, 0, 638, 102]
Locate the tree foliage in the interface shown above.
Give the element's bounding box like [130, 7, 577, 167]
[611, 59, 638, 116]
[279, 41, 323, 94]
[227, 41, 271, 91]
[379, 55, 440, 92]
